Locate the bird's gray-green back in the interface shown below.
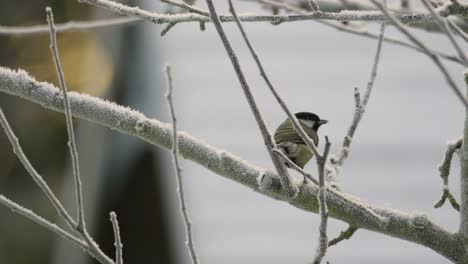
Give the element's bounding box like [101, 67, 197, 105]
[274, 119, 319, 145]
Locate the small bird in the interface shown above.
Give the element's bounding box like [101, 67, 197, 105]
[274, 112, 328, 169]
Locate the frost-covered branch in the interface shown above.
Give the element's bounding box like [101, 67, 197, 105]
[165, 65, 200, 264]
[1, 67, 467, 262]
[434, 138, 462, 211]
[0, 194, 88, 250]
[0, 17, 140, 36]
[77, 0, 466, 27]
[205, 0, 295, 197]
[328, 225, 358, 247]
[47, 7, 86, 230]
[109, 212, 123, 264]
[370, 0, 468, 109]
[421, 0, 467, 66]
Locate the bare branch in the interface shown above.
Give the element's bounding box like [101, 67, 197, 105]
[161, 22, 178, 36]
[0, 103, 77, 229]
[77, 0, 465, 26]
[227, 0, 321, 160]
[252, 0, 462, 63]
[0, 17, 141, 36]
[272, 148, 319, 185]
[204, 0, 295, 197]
[165, 65, 200, 264]
[110, 212, 123, 264]
[336, 19, 386, 167]
[47, 8, 114, 264]
[421, 0, 467, 66]
[46, 7, 86, 230]
[161, 0, 209, 16]
[313, 137, 331, 264]
[328, 225, 358, 247]
[307, 0, 320, 11]
[370, 0, 468, 108]
[0, 195, 88, 250]
[448, 19, 468, 43]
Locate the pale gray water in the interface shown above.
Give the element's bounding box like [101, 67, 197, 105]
[145, 2, 466, 263]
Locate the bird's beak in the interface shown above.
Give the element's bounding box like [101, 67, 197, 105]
[318, 119, 328, 125]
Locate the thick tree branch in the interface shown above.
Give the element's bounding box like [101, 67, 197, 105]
[0, 67, 466, 262]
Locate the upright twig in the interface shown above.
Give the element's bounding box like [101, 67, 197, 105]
[370, 0, 468, 108]
[46, 7, 86, 230]
[421, 0, 467, 66]
[46, 8, 114, 264]
[110, 212, 123, 264]
[434, 138, 462, 211]
[204, 0, 295, 197]
[165, 65, 200, 264]
[313, 137, 331, 264]
[335, 19, 386, 167]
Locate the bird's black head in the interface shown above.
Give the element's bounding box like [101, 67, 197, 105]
[295, 112, 328, 131]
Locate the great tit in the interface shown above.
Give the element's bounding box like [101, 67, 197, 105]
[274, 112, 328, 169]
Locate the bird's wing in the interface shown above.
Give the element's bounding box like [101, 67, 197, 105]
[274, 120, 319, 145]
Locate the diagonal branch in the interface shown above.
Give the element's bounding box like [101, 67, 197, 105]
[2, 67, 468, 262]
[328, 225, 358, 247]
[370, 0, 468, 109]
[204, 0, 295, 197]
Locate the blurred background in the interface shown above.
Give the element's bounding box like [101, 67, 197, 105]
[0, 0, 466, 263]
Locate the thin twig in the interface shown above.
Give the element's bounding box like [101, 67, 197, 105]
[335, 19, 386, 167]
[110, 212, 123, 264]
[0, 17, 141, 36]
[227, 0, 321, 160]
[161, 0, 210, 16]
[370, 0, 468, 108]
[421, 0, 467, 66]
[434, 137, 462, 211]
[0, 107, 77, 228]
[0, 195, 88, 250]
[46, 7, 86, 230]
[448, 19, 468, 43]
[328, 225, 358, 247]
[313, 137, 331, 264]
[307, 0, 320, 11]
[161, 22, 178, 36]
[251, 0, 462, 63]
[272, 148, 319, 185]
[165, 65, 200, 264]
[46, 8, 114, 264]
[205, 0, 295, 197]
